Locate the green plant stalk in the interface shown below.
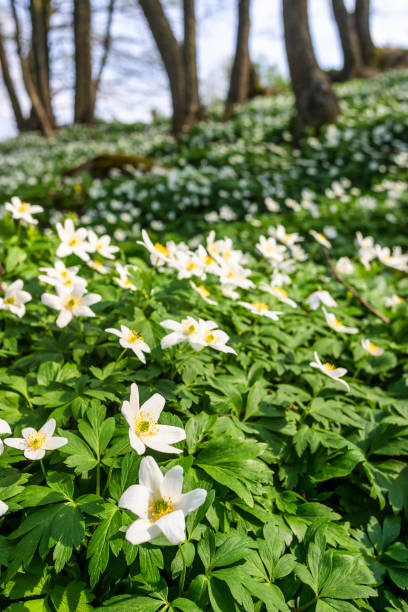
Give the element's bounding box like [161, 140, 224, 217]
[178, 542, 187, 595]
[113, 348, 127, 370]
[39, 459, 47, 481]
[102, 441, 130, 495]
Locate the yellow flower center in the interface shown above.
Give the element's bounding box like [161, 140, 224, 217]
[205, 331, 218, 344]
[134, 411, 157, 437]
[253, 301, 269, 312]
[272, 286, 288, 297]
[205, 256, 215, 266]
[63, 278, 73, 286]
[64, 296, 81, 310]
[285, 233, 293, 239]
[265, 245, 276, 253]
[61, 271, 68, 278]
[93, 260, 102, 268]
[4, 296, 15, 305]
[69, 238, 78, 247]
[18, 202, 30, 213]
[197, 285, 210, 297]
[226, 270, 236, 279]
[154, 242, 170, 256]
[124, 279, 133, 286]
[127, 330, 143, 344]
[148, 494, 174, 522]
[334, 318, 343, 327]
[224, 249, 231, 258]
[26, 430, 46, 449]
[318, 233, 327, 241]
[396, 296, 403, 303]
[182, 321, 196, 335]
[209, 244, 219, 256]
[186, 261, 197, 271]
[74, 184, 82, 194]
[369, 341, 379, 351]
[324, 363, 336, 371]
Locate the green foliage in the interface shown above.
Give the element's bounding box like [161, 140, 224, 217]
[0, 71, 408, 610]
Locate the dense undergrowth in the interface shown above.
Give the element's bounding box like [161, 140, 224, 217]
[0, 70, 407, 611]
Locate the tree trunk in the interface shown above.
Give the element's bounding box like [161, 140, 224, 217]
[354, 0, 374, 66]
[29, 0, 54, 125]
[74, 0, 93, 124]
[91, 0, 115, 118]
[0, 23, 26, 131]
[224, 0, 251, 120]
[282, 0, 340, 138]
[182, 0, 201, 130]
[331, 0, 365, 80]
[9, 0, 54, 137]
[139, 0, 192, 137]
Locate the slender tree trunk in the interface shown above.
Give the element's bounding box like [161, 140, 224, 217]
[354, 0, 374, 66]
[182, 0, 201, 130]
[139, 0, 198, 137]
[30, 0, 54, 125]
[9, 0, 54, 137]
[91, 0, 115, 118]
[0, 23, 25, 131]
[74, 0, 93, 124]
[282, 0, 340, 137]
[331, 0, 365, 80]
[224, 0, 251, 120]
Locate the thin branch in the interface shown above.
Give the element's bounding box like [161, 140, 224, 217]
[323, 247, 389, 324]
[92, 0, 116, 98]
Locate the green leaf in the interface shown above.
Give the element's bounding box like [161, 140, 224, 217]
[87, 503, 121, 587]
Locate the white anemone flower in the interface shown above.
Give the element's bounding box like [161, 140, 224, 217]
[121, 383, 185, 454]
[384, 295, 404, 307]
[39, 260, 83, 290]
[309, 351, 350, 391]
[0, 500, 8, 516]
[239, 301, 282, 320]
[114, 263, 137, 290]
[42, 282, 101, 328]
[87, 259, 110, 275]
[5, 196, 43, 225]
[322, 308, 358, 334]
[306, 290, 337, 310]
[256, 236, 286, 263]
[105, 325, 151, 363]
[190, 281, 217, 305]
[160, 317, 236, 354]
[259, 283, 297, 308]
[361, 339, 384, 356]
[87, 230, 119, 260]
[4, 418, 68, 460]
[118, 455, 207, 545]
[309, 230, 331, 249]
[56, 219, 92, 261]
[0, 419, 11, 455]
[268, 224, 303, 246]
[336, 257, 355, 275]
[137, 229, 171, 266]
[0, 280, 32, 318]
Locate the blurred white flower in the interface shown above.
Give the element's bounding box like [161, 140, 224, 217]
[105, 325, 150, 363]
[87, 230, 119, 260]
[5, 196, 43, 225]
[306, 290, 337, 310]
[4, 418, 67, 460]
[322, 308, 358, 334]
[309, 351, 349, 391]
[336, 257, 355, 275]
[56, 219, 91, 261]
[42, 282, 101, 328]
[239, 301, 282, 319]
[0, 280, 31, 318]
[361, 339, 384, 356]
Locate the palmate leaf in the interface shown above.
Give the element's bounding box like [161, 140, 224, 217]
[86, 502, 121, 588]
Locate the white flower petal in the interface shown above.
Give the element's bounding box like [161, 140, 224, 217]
[125, 518, 160, 545]
[119, 484, 150, 517]
[4, 437, 27, 450]
[39, 418, 56, 438]
[178, 489, 207, 516]
[56, 309, 73, 328]
[0, 419, 11, 434]
[141, 393, 165, 421]
[0, 500, 8, 516]
[44, 437, 67, 450]
[161, 465, 184, 500]
[155, 509, 186, 544]
[129, 429, 146, 455]
[24, 448, 45, 460]
[139, 456, 163, 493]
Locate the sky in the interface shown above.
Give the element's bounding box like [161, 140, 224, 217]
[0, 0, 408, 140]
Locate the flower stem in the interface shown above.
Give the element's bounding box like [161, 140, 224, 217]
[114, 348, 127, 370]
[178, 542, 187, 595]
[173, 349, 201, 379]
[102, 441, 130, 495]
[39, 459, 47, 481]
[96, 460, 101, 496]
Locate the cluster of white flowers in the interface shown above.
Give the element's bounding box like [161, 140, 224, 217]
[356, 231, 408, 272]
